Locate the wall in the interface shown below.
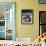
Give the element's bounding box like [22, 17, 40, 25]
[0, 0, 46, 41]
[16, 0, 39, 40]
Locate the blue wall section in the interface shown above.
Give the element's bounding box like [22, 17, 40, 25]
[40, 0, 46, 3]
[0, 26, 5, 31]
[0, 32, 5, 38]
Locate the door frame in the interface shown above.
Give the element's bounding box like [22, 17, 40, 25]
[0, 2, 16, 40]
[39, 11, 46, 35]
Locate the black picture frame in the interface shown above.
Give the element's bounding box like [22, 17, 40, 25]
[21, 9, 33, 24]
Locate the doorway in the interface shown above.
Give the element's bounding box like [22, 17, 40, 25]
[39, 11, 46, 35]
[0, 2, 16, 40]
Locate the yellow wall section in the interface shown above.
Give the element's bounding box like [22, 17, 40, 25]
[16, 0, 39, 40]
[0, 0, 46, 40]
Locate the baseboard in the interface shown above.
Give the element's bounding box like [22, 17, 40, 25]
[16, 38, 32, 42]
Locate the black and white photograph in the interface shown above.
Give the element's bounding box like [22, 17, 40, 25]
[21, 9, 33, 24]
